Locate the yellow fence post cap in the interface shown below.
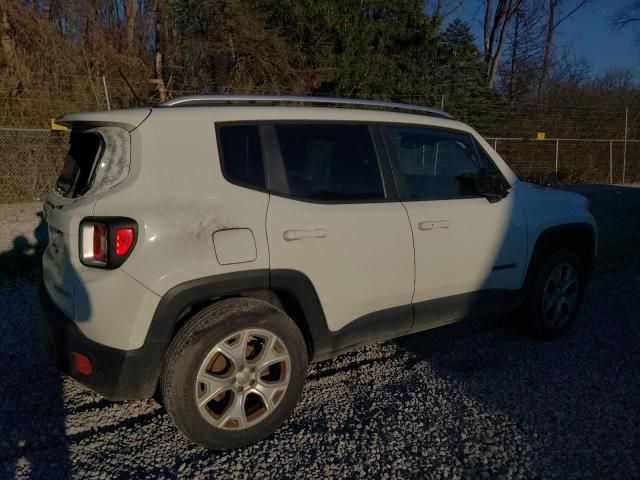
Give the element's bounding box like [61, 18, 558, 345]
[50, 119, 69, 132]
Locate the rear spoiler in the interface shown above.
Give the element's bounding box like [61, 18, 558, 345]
[56, 108, 152, 133]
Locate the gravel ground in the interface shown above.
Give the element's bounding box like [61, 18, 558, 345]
[1, 185, 639, 479]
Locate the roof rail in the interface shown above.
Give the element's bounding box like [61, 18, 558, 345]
[159, 94, 455, 119]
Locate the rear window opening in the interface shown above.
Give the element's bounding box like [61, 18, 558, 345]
[56, 131, 104, 198]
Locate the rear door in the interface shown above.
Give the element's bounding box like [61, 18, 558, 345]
[381, 124, 527, 331]
[265, 123, 414, 342]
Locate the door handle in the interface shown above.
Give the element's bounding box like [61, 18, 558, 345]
[418, 220, 451, 231]
[283, 228, 328, 241]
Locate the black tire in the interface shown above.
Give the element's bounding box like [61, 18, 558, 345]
[520, 249, 585, 340]
[160, 297, 308, 450]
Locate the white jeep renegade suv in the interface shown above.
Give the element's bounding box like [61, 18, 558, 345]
[39, 95, 597, 450]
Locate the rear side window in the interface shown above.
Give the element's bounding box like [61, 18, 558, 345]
[218, 125, 266, 189]
[274, 124, 384, 201]
[384, 126, 493, 200]
[56, 132, 103, 197]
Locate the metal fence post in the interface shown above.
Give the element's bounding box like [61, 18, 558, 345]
[102, 76, 111, 111]
[609, 141, 613, 184]
[623, 107, 628, 184]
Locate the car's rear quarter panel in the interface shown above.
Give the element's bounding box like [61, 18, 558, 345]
[92, 108, 271, 298]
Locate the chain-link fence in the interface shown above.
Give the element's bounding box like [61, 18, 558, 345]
[487, 137, 640, 185]
[0, 129, 68, 203]
[1, 127, 639, 204]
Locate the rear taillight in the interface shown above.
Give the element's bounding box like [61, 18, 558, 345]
[80, 217, 138, 268]
[115, 227, 135, 256]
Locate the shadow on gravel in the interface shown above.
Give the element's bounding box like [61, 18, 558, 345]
[387, 184, 640, 477]
[0, 212, 71, 479]
[392, 272, 640, 477]
[0, 212, 47, 279]
[561, 184, 640, 273]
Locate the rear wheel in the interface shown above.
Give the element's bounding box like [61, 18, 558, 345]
[161, 297, 308, 450]
[521, 250, 585, 339]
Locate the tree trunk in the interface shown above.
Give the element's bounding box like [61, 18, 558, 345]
[483, 0, 494, 65]
[537, 0, 558, 101]
[124, 0, 138, 51]
[153, 50, 167, 101]
[509, 7, 521, 103]
[483, 0, 522, 88]
[42, 0, 51, 21]
[1, 2, 16, 68]
[152, 0, 167, 101]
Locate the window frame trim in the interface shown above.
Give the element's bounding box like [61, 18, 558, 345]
[380, 123, 508, 203]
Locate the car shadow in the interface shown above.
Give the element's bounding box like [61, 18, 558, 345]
[0, 211, 71, 478]
[560, 184, 640, 273]
[386, 183, 640, 476]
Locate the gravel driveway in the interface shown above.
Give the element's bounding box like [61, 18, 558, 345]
[1, 185, 639, 479]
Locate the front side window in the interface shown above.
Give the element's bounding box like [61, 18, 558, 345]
[274, 124, 385, 201]
[384, 126, 495, 200]
[218, 125, 266, 189]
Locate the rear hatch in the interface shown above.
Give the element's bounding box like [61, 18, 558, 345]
[42, 108, 150, 318]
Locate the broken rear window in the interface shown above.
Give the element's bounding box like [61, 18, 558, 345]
[56, 131, 104, 198]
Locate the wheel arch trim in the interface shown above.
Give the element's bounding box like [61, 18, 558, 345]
[145, 269, 333, 368]
[146, 270, 271, 345]
[524, 222, 597, 287]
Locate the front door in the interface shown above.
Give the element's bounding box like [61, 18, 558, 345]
[382, 124, 527, 330]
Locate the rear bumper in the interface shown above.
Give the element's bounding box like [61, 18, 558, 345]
[38, 282, 161, 401]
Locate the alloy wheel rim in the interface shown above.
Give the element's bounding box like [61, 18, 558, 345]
[542, 262, 579, 328]
[194, 328, 291, 430]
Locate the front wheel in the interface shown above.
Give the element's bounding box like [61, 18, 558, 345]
[521, 250, 585, 340]
[161, 297, 308, 450]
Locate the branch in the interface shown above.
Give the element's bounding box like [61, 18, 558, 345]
[612, 16, 640, 31]
[554, 0, 590, 28]
[483, 0, 493, 54]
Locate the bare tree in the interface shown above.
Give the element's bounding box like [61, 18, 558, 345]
[0, 0, 20, 96]
[124, 0, 138, 51]
[611, 0, 640, 42]
[482, 0, 525, 88]
[150, 0, 168, 101]
[0, 1, 15, 64]
[42, 0, 52, 21]
[537, 0, 589, 100]
[427, 0, 466, 19]
[612, 0, 640, 28]
[502, 0, 546, 101]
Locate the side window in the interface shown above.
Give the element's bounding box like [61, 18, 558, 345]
[384, 126, 490, 200]
[473, 140, 500, 173]
[218, 125, 266, 189]
[274, 124, 385, 201]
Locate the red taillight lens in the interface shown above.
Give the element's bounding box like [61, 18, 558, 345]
[92, 223, 108, 263]
[73, 352, 92, 375]
[115, 227, 135, 256]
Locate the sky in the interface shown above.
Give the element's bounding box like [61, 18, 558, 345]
[454, 1, 640, 75]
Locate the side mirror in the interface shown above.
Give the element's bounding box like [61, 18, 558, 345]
[476, 169, 509, 203]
